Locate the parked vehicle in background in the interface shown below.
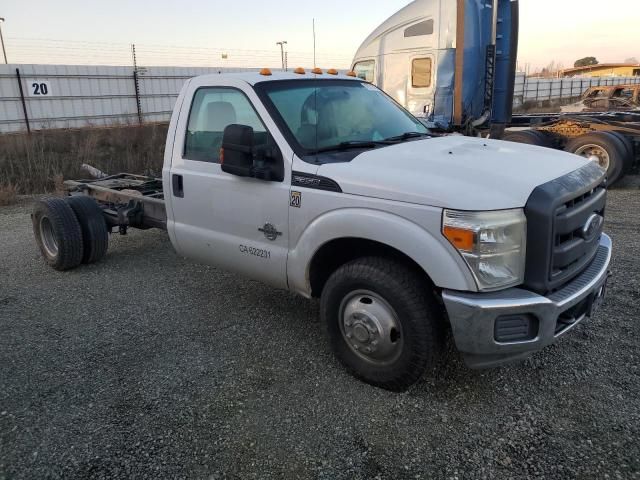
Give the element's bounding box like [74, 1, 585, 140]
[579, 85, 640, 112]
[32, 71, 612, 391]
[352, 0, 518, 138]
[352, 0, 640, 185]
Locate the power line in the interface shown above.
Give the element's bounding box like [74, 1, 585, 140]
[6, 37, 351, 57]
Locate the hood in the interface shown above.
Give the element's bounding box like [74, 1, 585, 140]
[317, 136, 591, 210]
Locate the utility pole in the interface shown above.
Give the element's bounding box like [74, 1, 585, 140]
[131, 44, 143, 125]
[276, 41, 287, 70]
[0, 18, 8, 64]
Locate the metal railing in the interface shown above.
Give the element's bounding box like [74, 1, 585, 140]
[513, 73, 640, 107]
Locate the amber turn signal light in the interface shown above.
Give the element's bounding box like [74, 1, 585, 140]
[443, 226, 475, 252]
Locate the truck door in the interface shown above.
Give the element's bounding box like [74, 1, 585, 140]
[406, 54, 435, 117]
[168, 85, 290, 290]
[379, 52, 435, 117]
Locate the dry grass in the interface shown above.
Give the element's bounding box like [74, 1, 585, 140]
[0, 124, 168, 195]
[0, 183, 18, 206]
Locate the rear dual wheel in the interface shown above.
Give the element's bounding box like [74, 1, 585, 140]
[32, 197, 84, 271]
[66, 196, 109, 264]
[32, 196, 109, 270]
[504, 129, 632, 185]
[566, 132, 629, 185]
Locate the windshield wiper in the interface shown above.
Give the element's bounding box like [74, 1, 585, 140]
[383, 132, 430, 143]
[308, 133, 429, 155]
[310, 141, 385, 154]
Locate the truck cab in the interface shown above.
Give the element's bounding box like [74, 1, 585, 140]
[352, 0, 519, 135]
[34, 70, 612, 391]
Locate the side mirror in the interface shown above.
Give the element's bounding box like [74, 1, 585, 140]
[220, 124, 284, 182]
[221, 124, 254, 178]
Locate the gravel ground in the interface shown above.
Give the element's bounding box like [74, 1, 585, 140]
[1, 184, 639, 480]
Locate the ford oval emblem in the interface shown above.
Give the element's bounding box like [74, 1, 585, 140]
[582, 214, 604, 241]
[258, 223, 282, 242]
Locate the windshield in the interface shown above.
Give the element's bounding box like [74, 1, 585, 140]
[256, 80, 428, 156]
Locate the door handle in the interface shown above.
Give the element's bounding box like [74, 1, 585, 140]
[172, 174, 184, 198]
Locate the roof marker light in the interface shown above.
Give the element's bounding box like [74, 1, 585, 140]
[294, 67, 306, 74]
[312, 67, 323, 74]
[260, 68, 273, 76]
[346, 71, 357, 77]
[327, 69, 339, 75]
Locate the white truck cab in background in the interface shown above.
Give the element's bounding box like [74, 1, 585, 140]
[352, 0, 520, 137]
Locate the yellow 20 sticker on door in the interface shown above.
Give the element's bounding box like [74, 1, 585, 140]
[290, 191, 302, 208]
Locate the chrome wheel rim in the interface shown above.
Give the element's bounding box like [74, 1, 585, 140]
[574, 144, 610, 170]
[39, 216, 58, 258]
[339, 290, 403, 366]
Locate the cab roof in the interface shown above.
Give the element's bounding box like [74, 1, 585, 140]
[191, 71, 361, 86]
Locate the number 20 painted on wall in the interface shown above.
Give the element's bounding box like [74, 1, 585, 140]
[30, 82, 51, 96]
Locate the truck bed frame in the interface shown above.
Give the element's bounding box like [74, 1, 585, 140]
[65, 174, 167, 233]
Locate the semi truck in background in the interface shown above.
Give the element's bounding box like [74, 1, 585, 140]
[351, 0, 640, 185]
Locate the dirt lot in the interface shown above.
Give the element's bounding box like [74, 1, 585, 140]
[1, 182, 639, 480]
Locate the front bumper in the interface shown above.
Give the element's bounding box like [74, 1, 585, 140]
[442, 234, 612, 369]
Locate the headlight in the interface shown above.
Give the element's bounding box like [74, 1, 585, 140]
[442, 209, 527, 291]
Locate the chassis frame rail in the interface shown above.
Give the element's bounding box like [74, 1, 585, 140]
[64, 173, 167, 232]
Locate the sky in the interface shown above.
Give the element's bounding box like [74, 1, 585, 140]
[0, 0, 638, 69]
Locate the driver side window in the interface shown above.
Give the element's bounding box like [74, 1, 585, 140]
[184, 88, 267, 163]
[353, 60, 375, 83]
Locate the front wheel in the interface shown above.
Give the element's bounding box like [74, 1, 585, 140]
[320, 257, 445, 391]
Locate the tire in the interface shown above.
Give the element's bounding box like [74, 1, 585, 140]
[320, 257, 445, 392]
[66, 195, 109, 264]
[503, 129, 553, 148]
[32, 197, 84, 271]
[566, 132, 626, 185]
[608, 131, 634, 173]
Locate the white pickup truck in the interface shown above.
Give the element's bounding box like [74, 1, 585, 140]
[32, 71, 612, 391]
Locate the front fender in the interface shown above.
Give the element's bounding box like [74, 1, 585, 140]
[287, 208, 477, 297]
